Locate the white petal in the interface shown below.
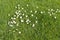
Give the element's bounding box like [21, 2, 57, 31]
[20, 16, 22, 19]
[27, 4, 29, 7]
[35, 21, 38, 23]
[8, 14, 10, 16]
[54, 16, 56, 19]
[25, 15, 28, 18]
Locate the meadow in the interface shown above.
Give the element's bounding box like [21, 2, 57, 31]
[0, 0, 60, 40]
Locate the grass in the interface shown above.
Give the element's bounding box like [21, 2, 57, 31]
[0, 0, 60, 40]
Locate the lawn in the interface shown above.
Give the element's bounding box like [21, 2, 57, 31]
[0, 0, 60, 40]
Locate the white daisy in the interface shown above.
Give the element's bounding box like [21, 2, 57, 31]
[18, 10, 21, 13]
[26, 19, 29, 22]
[49, 14, 52, 16]
[31, 14, 34, 16]
[21, 19, 24, 22]
[22, 8, 24, 10]
[48, 9, 50, 11]
[16, 29, 18, 31]
[13, 20, 16, 24]
[26, 19, 31, 24]
[36, 17, 37, 19]
[8, 21, 10, 25]
[16, 15, 19, 18]
[30, 10, 32, 13]
[32, 24, 35, 27]
[35, 20, 38, 23]
[11, 17, 14, 19]
[15, 11, 19, 15]
[20, 16, 22, 19]
[19, 31, 21, 34]
[13, 30, 15, 32]
[54, 16, 56, 19]
[16, 23, 19, 26]
[15, 6, 17, 9]
[10, 21, 13, 24]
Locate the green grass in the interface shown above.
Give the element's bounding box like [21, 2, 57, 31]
[0, 0, 60, 40]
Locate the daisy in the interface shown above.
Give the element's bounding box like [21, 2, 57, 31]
[27, 4, 29, 7]
[25, 15, 28, 18]
[30, 10, 32, 13]
[41, 11, 43, 14]
[51, 9, 54, 11]
[35, 10, 37, 13]
[32, 24, 35, 27]
[18, 4, 20, 6]
[19, 31, 21, 34]
[20, 16, 22, 19]
[36, 17, 37, 19]
[31, 14, 34, 17]
[22, 8, 24, 10]
[13, 20, 16, 24]
[21, 19, 24, 22]
[22, 13, 24, 16]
